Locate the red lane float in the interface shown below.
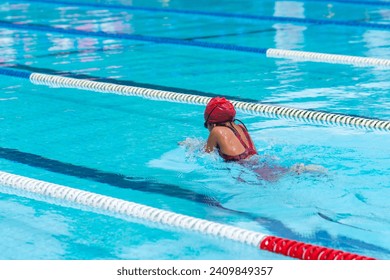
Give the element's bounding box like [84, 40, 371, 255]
[260, 236, 376, 260]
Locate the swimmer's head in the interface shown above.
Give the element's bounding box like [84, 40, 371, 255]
[204, 97, 236, 128]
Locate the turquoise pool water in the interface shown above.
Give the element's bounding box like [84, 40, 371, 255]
[0, 0, 389, 260]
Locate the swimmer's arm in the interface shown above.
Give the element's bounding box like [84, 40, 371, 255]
[205, 130, 218, 153]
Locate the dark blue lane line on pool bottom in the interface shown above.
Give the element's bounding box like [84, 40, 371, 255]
[0, 147, 220, 207]
[0, 64, 268, 105]
[12, 0, 390, 28]
[0, 21, 267, 55]
[0, 146, 297, 238]
[23, 43, 148, 60]
[183, 28, 276, 40]
[1, 146, 389, 256]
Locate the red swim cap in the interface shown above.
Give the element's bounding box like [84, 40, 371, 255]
[204, 97, 236, 124]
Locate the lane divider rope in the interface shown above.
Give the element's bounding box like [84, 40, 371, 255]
[0, 170, 376, 260]
[266, 48, 390, 67]
[0, 67, 388, 132]
[1, 21, 390, 67]
[27, 72, 390, 132]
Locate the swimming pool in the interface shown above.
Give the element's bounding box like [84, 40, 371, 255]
[0, 0, 389, 260]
